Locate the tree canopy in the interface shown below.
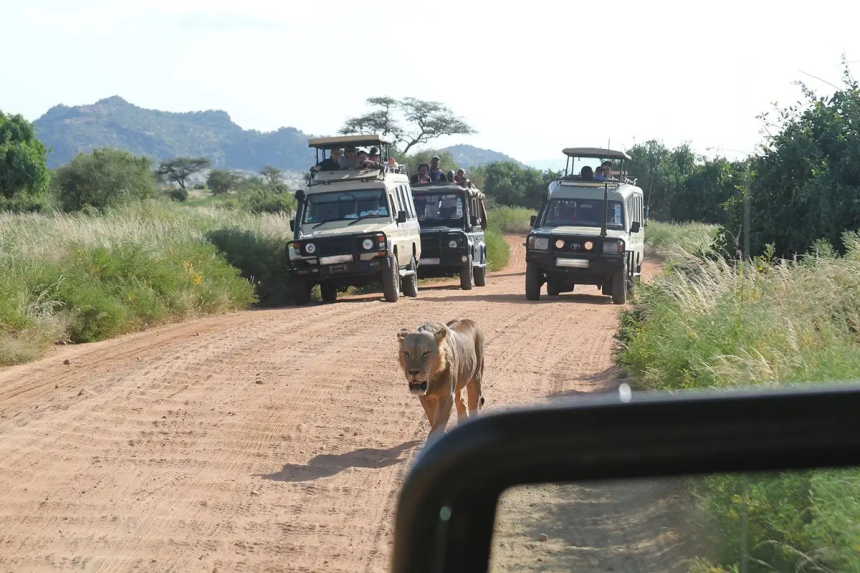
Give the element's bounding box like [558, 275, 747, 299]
[156, 157, 210, 190]
[339, 97, 476, 155]
[0, 110, 50, 202]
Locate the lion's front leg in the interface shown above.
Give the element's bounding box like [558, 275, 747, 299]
[454, 387, 468, 422]
[428, 393, 454, 439]
[418, 395, 437, 427]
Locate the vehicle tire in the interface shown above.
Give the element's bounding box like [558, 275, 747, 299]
[293, 279, 312, 306]
[402, 256, 419, 298]
[525, 262, 541, 301]
[382, 253, 400, 303]
[460, 254, 474, 290]
[547, 280, 561, 296]
[612, 260, 628, 305]
[320, 282, 338, 303]
[474, 262, 487, 287]
[602, 282, 612, 296]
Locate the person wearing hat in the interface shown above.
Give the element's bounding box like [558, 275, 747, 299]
[362, 146, 383, 170]
[595, 161, 612, 181]
[428, 155, 445, 182]
[339, 145, 361, 169]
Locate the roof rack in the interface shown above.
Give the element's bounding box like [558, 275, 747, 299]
[308, 134, 394, 149]
[562, 147, 631, 161]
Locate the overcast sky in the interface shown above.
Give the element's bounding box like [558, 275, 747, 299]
[3, 0, 859, 166]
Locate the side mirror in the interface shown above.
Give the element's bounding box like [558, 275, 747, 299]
[470, 215, 478, 227]
[630, 221, 641, 233]
[530, 215, 537, 227]
[289, 220, 295, 231]
[397, 210, 408, 224]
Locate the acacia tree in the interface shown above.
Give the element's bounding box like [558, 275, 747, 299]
[207, 169, 241, 195]
[259, 165, 283, 187]
[339, 96, 476, 154]
[156, 157, 210, 190]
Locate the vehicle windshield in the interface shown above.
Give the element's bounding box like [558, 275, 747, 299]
[413, 192, 464, 225]
[542, 199, 624, 229]
[301, 189, 389, 224]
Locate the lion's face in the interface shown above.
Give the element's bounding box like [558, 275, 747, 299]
[397, 326, 448, 395]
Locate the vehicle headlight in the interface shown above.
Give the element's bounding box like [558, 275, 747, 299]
[554, 239, 565, 249]
[305, 242, 316, 254]
[288, 245, 301, 260]
[529, 236, 549, 251]
[448, 239, 458, 248]
[362, 238, 374, 250]
[584, 241, 594, 251]
[602, 240, 623, 254]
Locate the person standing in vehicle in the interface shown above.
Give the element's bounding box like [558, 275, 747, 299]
[428, 156, 445, 182]
[339, 146, 361, 169]
[313, 148, 342, 171]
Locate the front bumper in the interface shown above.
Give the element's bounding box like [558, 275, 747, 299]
[288, 255, 391, 281]
[526, 251, 624, 281]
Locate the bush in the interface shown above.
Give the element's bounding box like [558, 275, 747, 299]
[239, 186, 296, 214]
[206, 228, 292, 307]
[615, 230, 860, 571]
[170, 187, 189, 202]
[52, 148, 158, 212]
[0, 202, 293, 365]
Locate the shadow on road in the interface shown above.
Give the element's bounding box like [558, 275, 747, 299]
[257, 440, 422, 482]
[417, 292, 613, 305]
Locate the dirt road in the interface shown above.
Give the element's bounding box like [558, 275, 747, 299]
[0, 237, 662, 572]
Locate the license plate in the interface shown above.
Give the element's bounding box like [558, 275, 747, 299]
[320, 254, 353, 265]
[419, 258, 440, 265]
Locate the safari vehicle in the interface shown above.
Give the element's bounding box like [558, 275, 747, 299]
[390, 383, 860, 572]
[411, 182, 489, 290]
[524, 147, 645, 304]
[286, 134, 422, 305]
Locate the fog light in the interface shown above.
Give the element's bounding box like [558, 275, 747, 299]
[554, 239, 565, 249]
[461, 256, 468, 262]
[584, 241, 594, 251]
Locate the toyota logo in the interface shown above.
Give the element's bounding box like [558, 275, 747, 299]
[571, 243, 581, 250]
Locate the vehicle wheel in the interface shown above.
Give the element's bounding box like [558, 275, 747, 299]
[602, 282, 612, 296]
[320, 282, 338, 303]
[293, 279, 312, 306]
[402, 256, 419, 298]
[612, 260, 628, 305]
[460, 254, 474, 290]
[382, 253, 400, 303]
[474, 262, 487, 287]
[525, 262, 541, 301]
[547, 280, 561, 296]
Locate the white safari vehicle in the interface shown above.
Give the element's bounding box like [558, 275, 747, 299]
[287, 134, 422, 305]
[524, 147, 645, 304]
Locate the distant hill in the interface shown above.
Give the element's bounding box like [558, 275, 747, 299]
[439, 144, 525, 170]
[33, 96, 317, 171]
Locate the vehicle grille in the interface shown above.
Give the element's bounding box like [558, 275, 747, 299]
[315, 237, 353, 257]
[552, 236, 601, 257]
[420, 234, 441, 257]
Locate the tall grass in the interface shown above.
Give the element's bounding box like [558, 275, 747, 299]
[644, 219, 720, 259]
[0, 202, 293, 365]
[616, 231, 860, 572]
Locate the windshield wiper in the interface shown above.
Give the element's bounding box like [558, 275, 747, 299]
[347, 214, 380, 226]
[311, 219, 339, 229]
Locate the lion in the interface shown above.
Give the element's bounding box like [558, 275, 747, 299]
[396, 318, 485, 441]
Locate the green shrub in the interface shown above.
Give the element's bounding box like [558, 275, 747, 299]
[206, 228, 291, 307]
[239, 186, 296, 214]
[616, 230, 860, 571]
[52, 148, 158, 212]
